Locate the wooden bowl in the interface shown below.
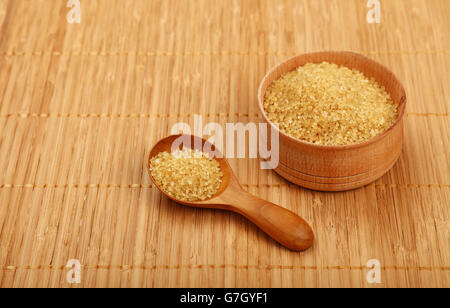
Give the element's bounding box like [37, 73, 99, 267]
[257, 51, 407, 191]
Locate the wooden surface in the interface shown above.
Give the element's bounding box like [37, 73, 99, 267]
[258, 51, 407, 191]
[0, 0, 449, 288]
[148, 135, 314, 252]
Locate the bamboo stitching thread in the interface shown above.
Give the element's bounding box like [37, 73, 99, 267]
[1, 183, 449, 189]
[0, 112, 448, 119]
[0, 50, 450, 57]
[1, 264, 449, 271]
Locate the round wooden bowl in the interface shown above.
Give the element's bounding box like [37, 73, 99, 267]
[258, 51, 407, 191]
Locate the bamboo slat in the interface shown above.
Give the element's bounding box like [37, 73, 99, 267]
[0, 0, 449, 288]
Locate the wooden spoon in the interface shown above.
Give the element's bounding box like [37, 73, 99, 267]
[147, 134, 314, 251]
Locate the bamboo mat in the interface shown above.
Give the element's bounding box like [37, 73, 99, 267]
[0, 0, 449, 288]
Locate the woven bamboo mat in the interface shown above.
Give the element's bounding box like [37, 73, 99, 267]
[0, 0, 449, 288]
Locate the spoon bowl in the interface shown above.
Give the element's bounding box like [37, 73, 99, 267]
[147, 134, 314, 251]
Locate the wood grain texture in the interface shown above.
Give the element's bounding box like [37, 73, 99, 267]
[147, 134, 314, 251]
[258, 51, 407, 191]
[0, 0, 449, 287]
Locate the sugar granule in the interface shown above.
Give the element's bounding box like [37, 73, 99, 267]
[263, 62, 398, 145]
[150, 148, 223, 202]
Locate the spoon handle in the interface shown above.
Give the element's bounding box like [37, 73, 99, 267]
[230, 192, 314, 251]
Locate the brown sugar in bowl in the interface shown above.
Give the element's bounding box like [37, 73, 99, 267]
[258, 51, 407, 191]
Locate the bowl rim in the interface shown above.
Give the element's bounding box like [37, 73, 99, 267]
[257, 51, 407, 151]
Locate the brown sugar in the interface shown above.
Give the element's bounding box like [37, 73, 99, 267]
[150, 148, 223, 202]
[263, 62, 398, 145]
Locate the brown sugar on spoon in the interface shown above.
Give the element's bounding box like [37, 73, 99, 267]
[148, 135, 314, 251]
[263, 62, 398, 146]
[150, 148, 223, 202]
